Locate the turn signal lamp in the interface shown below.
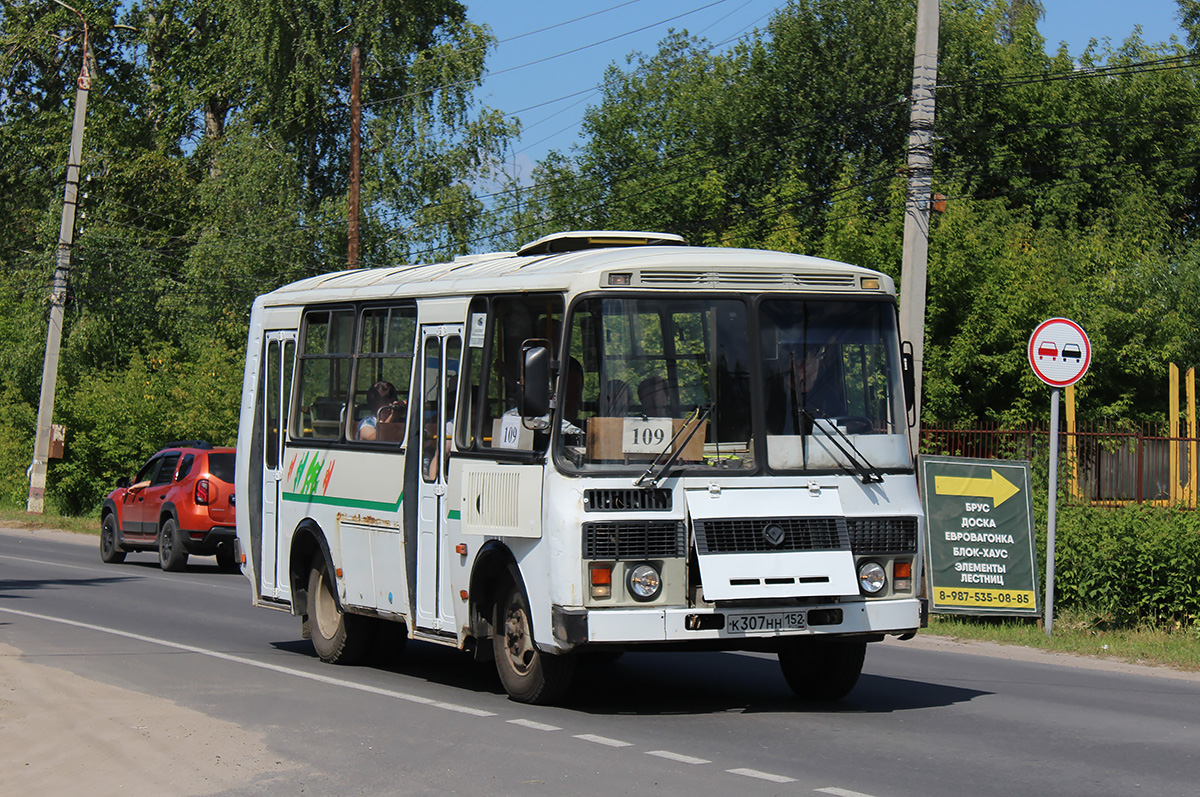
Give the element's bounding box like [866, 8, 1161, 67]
[894, 560, 913, 592]
[608, 272, 632, 286]
[590, 565, 612, 598]
[194, 478, 210, 505]
[861, 277, 881, 290]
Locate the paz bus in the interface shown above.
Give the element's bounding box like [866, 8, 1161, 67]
[234, 230, 925, 704]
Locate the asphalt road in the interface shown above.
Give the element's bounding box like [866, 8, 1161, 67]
[2, 526, 1198, 796]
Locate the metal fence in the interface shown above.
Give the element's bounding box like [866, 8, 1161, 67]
[920, 421, 1200, 507]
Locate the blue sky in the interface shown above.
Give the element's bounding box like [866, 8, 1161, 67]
[464, 0, 1188, 176]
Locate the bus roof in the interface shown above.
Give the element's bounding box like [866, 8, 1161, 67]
[255, 230, 894, 308]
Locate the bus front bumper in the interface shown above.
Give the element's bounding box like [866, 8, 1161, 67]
[551, 598, 922, 647]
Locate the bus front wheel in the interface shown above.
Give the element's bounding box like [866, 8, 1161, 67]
[307, 558, 373, 665]
[777, 637, 867, 701]
[493, 574, 575, 705]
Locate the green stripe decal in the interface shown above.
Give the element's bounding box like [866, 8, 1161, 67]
[447, 509, 461, 520]
[281, 490, 404, 513]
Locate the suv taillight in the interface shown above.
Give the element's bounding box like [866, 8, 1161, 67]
[195, 478, 210, 505]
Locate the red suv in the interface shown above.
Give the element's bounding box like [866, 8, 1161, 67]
[99, 441, 237, 571]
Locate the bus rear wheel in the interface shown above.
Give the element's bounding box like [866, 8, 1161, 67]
[493, 574, 575, 705]
[307, 558, 373, 665]
[777, 637, 867, 702]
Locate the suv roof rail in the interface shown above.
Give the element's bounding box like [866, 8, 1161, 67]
[163, 440, 213, 450]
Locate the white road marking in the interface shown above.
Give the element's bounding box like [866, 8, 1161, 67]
[508, 718, 561, 731]
[573, 733, 632, 747]
[816, 787, 879, 797]
[0, 605, 496, 717]
[727, 768, 797, 783]
[646, 750, 711, 765]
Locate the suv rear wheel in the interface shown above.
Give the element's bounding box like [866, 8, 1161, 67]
[158, 517, 188, 572]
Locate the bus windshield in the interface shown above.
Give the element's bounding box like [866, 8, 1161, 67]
[557, 295, 910, 475]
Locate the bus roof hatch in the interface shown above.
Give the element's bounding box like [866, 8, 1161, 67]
[517, 230, 687, 257]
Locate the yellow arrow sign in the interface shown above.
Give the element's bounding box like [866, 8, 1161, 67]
[934, 468, 1020, 507]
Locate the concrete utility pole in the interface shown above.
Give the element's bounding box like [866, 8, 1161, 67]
[28, 3, 90, 514]
[898, 0, 939, 457]
[348, 43, 362, 269]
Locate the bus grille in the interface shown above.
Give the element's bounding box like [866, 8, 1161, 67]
[584, 488, 672, 511]
[693, 517, 849, 554]
[846, 517, 918, 554]
[583, 521, 686, 559]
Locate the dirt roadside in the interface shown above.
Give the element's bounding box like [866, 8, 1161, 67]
[0, 526, 297, 795]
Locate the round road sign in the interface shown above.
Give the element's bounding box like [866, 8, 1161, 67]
[1028, 317, 1091, 387]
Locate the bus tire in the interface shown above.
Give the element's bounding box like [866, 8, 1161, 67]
[100, 514, 126, 564]
[158, 517, 188, 572]
[493, 573, 575, 705]
[777, 637, 867, 702]
[307, 557, 372, 665]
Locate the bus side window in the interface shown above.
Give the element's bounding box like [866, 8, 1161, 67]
[293, 309, 355, 440]
[350, 305, 416, 444]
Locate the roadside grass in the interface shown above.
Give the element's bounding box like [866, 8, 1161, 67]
[924, 610, 1200, 673]
[0, 507, 98, 536]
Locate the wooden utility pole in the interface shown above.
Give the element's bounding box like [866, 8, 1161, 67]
[348, 43, 362, 268]
[898, 0, 939, 456]
[29, 2, 90, 514]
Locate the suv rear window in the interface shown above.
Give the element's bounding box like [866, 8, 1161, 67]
[208, 452, 235, 484]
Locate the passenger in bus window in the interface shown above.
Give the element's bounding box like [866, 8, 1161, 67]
[794, 345, 842, 417]
[638, 374, 671, 417]
[357, 381, 401, 441]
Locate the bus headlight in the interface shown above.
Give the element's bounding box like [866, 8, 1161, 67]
[626, 563, 662, 601]
[858, 561, 886, 594]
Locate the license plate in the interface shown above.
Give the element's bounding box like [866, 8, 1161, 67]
[726, 610, 806, 634]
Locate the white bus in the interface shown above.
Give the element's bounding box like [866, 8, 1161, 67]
[234, 231, 925, 704]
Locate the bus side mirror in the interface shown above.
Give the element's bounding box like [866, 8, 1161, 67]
[520, 340, 551, 417]
[901, 342, 916, 414]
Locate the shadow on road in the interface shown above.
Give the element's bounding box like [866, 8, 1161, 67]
[0, 574, 141, 598]
[269, 635, 987, 714]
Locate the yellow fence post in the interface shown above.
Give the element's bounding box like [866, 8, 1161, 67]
[1188, 367, 1197, 509]
[1066, 382, 1080, 501]
[1170, 363, 1180, 504]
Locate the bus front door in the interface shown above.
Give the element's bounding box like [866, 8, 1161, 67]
[260, 331, 294, 599]
[415, 326, 461, 633]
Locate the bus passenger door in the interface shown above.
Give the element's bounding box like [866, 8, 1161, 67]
[415, 325, 461, 632]
[260, 331, 295, 599]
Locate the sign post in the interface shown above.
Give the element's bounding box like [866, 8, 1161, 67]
[1028, 318, 1092, 636]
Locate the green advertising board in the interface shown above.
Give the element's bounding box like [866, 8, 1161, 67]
[919, 455, 1041, 617]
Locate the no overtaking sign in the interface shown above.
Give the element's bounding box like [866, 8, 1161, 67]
[1028, 317, 1091, 387]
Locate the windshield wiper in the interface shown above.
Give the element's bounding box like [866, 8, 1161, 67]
[800, 407, 884, 484]
[633, 404, 713, 488]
